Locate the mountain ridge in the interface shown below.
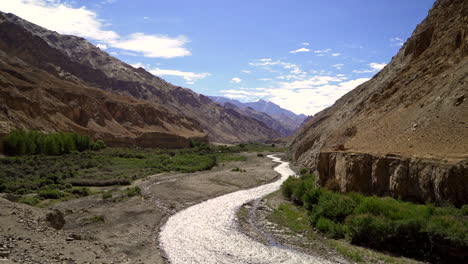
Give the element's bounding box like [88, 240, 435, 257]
[209, 96, 307, 136]
[0, 11, 280, 144]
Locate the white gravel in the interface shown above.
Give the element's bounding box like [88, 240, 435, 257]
[160, 155, 333, 264]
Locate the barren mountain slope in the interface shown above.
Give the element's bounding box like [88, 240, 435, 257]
[0, 49, 206, 151]
[0, 12, 279, 143]
[290, 0, 468, 206]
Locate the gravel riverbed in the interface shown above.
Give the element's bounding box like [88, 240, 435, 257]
[160, 155, 333, 264]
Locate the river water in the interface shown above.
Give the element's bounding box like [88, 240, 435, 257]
[159, 155, 332, 264]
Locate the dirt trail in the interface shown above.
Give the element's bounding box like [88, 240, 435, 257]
[160, 155, 333, 264]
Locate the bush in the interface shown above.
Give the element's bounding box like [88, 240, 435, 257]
[279, 174, 468, 263]
[38, 189, 64, 199]
[18, 195, 41, 206]
[102, 191, 113, 199]
[315, 217, 347, 239]
[123, 186, 141, 197]
[70, 187, 90, 197]
[257, 153, 264, 157]
[299, 168, 309, 175]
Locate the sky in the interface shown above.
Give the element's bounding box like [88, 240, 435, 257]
[0, 0, 436, 115]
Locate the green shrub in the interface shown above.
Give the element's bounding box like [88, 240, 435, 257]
[102, 191, 113, 199]
[38, 189, 64, 199]
[18, 195, 41, 206]
[315, 217, 347, 239]
[310, 190, 357, 224]
[70, 187, 90, 197]
[257, 153, 264, 157]
[299, 168, 309, 175]
[124, 186, 141, 197]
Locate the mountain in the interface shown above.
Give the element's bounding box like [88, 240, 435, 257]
[290, 0, 468, 206]
[209, 96, 308, 136]
[0, 12, 280, 145]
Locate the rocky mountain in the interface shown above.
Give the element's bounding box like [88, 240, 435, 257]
[0, 48, 207, 151]
[209, 96, 308, 136]
[0, 12, 280, 144]
[290, 0, 468, 206]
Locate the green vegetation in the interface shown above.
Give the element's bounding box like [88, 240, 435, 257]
[270, 203, 310, 233]
[231, 167, 246, 172]
[3, 129, 105, 156]
[281, 173, 468, 263]
[122, 186, 141, 197]
[0, 141, 280, 206]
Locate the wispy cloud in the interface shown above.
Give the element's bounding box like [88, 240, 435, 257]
[390, 37, 404, 47]
[314, 48, 332, 53]
[290, 47, 310, 53]
[331, 53, 341, 57]
[302, 42, 310, 46]
[332, 64, 344, 70]
[241, 70, 251, 74]
[149, 68, 210, 84]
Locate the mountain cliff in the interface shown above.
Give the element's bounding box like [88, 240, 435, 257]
[209, 96, 307, 136]
[0, 12, 279, 144]
[290, 0, 468, 206]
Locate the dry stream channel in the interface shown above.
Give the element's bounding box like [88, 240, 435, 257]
[160, 155, 333, 264]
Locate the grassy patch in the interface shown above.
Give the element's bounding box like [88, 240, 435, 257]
[269, 203, 310, 233]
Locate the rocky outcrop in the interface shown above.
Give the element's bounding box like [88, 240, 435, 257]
[0, 12, 280, 143]
[316, 152, 468, 206]
[290, 0, 468, 205]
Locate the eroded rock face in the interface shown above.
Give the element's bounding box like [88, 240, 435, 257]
[316, 152, 468, 206]
[290, 0, 468, 205]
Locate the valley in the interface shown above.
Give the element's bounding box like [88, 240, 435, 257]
[0, 0, 467, 263]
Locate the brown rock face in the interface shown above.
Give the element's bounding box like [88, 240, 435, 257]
[290, 0, 468, 205]
[0, 12, 279, 143]
[0, 49, 207, 149]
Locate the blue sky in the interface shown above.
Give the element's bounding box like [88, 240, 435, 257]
[1, 0, 435, 115]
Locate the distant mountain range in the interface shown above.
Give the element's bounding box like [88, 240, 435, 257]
[209, 96, 308, 137]
[0, 11, 283, 148]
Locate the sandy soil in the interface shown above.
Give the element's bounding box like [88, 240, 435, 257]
[0, 152, 280, 264]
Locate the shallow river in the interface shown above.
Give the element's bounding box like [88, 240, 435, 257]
[159, 155, 332, 264]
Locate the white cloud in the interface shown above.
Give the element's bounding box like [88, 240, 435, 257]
[369, 62, 387, 70]
[149, 68, 210, 84]
[96, 43, 107, 50]
[352, 69, 374, 74]
[110, 33, 191, 58]
[0, 0, 119, 41]
[314, 48, 331, 53]
[390, 37, 404, 46]
[231, 77, 242, 83]
[258, 78, 272, 81]
[0, 0, 191, 59]
[143, 16, 150, 20]
[301, 42, 310, 46]
[331, 53, 341, 57]
[280, 75, 342, 89]
[220, 77, 370, 115]
[332, 64, 344, 70]
[290, 47, 310, 53]
[241, 70, 251, 74]
[269, 78, 370, 115]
